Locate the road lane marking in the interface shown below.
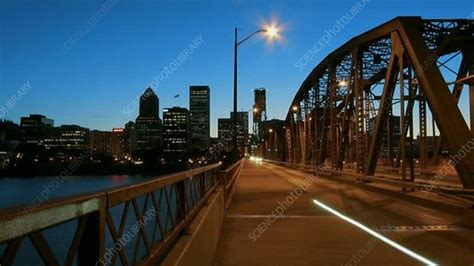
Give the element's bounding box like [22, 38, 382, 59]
[226, 214, 331, 218]
[373, 225, 464, 232]
[313, 199, 438, 266]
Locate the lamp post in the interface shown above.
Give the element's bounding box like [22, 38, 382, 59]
[232, 25, 280, 161]
[291, 105, 298, 163]
[268, 128, 274, 160]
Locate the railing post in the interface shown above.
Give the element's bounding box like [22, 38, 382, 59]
[218, 170, 227, 204]
[218, 171, 227, 188]
[176, 180, 186, 221]
[78, 200, 105, 266]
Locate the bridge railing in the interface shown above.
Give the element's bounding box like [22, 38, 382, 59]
[219, 159, 245, 211]
[0, 160, 243, 266]
[264, 159, 474, 205]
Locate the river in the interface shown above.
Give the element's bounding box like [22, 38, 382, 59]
[0, 175, 149, 209]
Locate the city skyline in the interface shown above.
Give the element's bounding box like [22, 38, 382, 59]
[1, 1, 473, 138]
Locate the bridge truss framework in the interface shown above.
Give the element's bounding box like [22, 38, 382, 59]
[284, 17, 474, 189]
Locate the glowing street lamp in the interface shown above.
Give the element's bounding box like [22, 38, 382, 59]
[338, 77, 348, 87]
[264, 24, 280, 39]
[232, 21, 282, 160]
[292, 106, 298, 112]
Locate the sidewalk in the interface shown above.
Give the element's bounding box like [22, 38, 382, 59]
[214, 161, 423, 265]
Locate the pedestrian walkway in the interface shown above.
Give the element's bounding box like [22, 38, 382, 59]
[213, 161, 443, 265]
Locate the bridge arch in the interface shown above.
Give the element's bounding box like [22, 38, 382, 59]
[284, 17, 474, 188]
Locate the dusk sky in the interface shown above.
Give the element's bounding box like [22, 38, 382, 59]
[1, 0, 472, 137]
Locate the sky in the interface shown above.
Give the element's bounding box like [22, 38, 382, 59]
[1, 0, 473, 137]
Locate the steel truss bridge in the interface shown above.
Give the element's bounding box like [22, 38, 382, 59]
[283, 17, 474, 193]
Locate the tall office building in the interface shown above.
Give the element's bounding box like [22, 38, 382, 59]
[135, 88, 162, 151]
[189, 86, 210, 151]
[253, 88, 267, 137]
[162, 107, 190, 161]
[139, 87, 159, 118]
[124, 121, 136, 156]
[217, 118, 233, 151]
[218, 111, 249, 152]
[231, 111, 249, 146]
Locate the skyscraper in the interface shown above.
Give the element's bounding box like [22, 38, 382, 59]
[162, 107, 190, 161]
[135, 88, 162, 151]
[253, 88, 267, 137]
[139, 88, 159, 118]
[189, 86, 210, 151]
[218, 111, 249, 153]
[124, 121, 136, 156]
[217, 118, 233, 152]
[232, 111, 249, 152]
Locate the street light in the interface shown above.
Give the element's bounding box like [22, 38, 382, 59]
[233, 22, 281, 161]
[338, 77, 348, 87]
[264, 24, 280, 39]
[267, 127, 277, 160]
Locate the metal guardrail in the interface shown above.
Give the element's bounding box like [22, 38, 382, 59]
[219, 159, 245, 211]
[265, 159, 474, 205]
[0, 159, 244, 266]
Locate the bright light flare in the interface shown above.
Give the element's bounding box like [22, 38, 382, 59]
[261, 18, 282, 42]
[338, 80, 348, 87]
[312, 199, 437, 266]
[249, 156, 263, 164]
[264, 24, 280, 39]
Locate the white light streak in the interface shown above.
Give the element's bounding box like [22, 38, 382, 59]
[312, 199, 437, 266]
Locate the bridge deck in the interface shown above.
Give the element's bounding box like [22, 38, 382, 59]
[214, 161, 474, 265]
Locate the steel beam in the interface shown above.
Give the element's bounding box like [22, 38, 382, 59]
[433, 58, 468, 162]
[365, 32, 402, 175]
[397, 17, 474, 188]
